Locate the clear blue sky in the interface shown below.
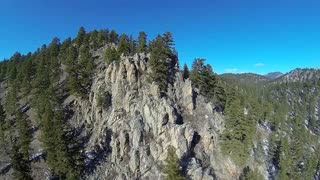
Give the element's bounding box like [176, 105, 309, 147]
[1, 0, 319, 74]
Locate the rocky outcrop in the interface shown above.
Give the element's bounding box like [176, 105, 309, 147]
[264, 72, 283, 80]
[279, 68, 320, 83]
[61, 52, 240, 180]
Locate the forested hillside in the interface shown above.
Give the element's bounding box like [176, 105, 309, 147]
[220, 70, 320, 179]
[0, 27, 319, 180]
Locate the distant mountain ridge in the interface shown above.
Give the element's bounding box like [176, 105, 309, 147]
[220, 73, 269, 84]
[278, 68, 320, 83]
[264, 72, 283, 80]
[220, 68, 320, 84]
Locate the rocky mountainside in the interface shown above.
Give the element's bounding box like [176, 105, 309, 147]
[75, 52, 228, 180]
[278, 68, 320, 83]
[264, 72, 283, 80]
[0, 46, 250, 179]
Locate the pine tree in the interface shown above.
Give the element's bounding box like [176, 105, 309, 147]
[104, 46, 120, 64]
[48, 37, 61, 86]
[5, 82, 18, 116]
[163, 32, 179, 72]
[10, 138, 32, 180]
[190, 58, 205, 88]
[33, 51, 50, 92]
[182, 63, 189, 80]
[60, 37, 72, 64]
[118, 34, 130, 56]
[149, 34, 169, 92]
[162, 32, 174, 57]
[190, 58, 225, 106]
[65, 46, 80, 96]
[8, 66, 18, 84]
[0, 104, 6, 146]
[137, 31, 147, 53]
[163, 146, 184, 180]
[61, 37, 72, 53]
[20, 54, 35, 96]
[16, 111, 32, 161]
[129, 35, 136, 55]
[96, 87, 105, 107]
[41, 95, 68, 177]
[221, 87, 254, 166]
[278, 137, 290, 180]
[89, 29, 99, 49]
[0, 61, 8, 81]
[64, 39, 94, 98]
[97, 29, 109, 45]
[8, 97, 32, 180]
[75, 26, 86, 48]
[78, 43, 94, 96]
[109, 29, 119, 44]
[39, 90, 84, 179]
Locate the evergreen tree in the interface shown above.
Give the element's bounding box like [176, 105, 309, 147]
[163, 146, 184, 180]
[64, 37, 94, 98]
[78, 43, 94, 96]
[75, 26, 86, 48]
[137, 31, 147, 53]
[8, 66, 18, 84]
[109, 29, 119, 44]
[0, 104, 6, 146]
[162, 32, 174, 57]
[104, 46, 120, 64]
[40, 91, 84, 179]
[221, 87, 254, 166]
[16, 111, 32, 161]
[182, 63, 189, 80]
[0, 61, 8, 80]
[149, 34, 169, 92]
[41, 98, 64, 176]
[34, 55, 50, 92]
[96, 87, 106, 107]
[278, 137, 290, 180]
[190, 58, 225, 106]
[48, 37, 60, 57]
[240, 168, 263, 180]
[129, 35, 136, 55]
[20, 54, 35, 96]
[48, 37, 61, 86]
[10, 138, 32, 180]
[97, 29, 109, 45]
[7, 92, 32, 180]
[10, 52, 22, 64]
[89, 29, 99, 49]
[65, 46, 81, 96]
[163, 32, 179, 72]
[60, 37, 72, 64]
[60, 37, 72, 53]
[303, 151, 318, 179]
[5, 82, 18, 116]
[118, 34, 130, 56]
[190, 58, 205, 88]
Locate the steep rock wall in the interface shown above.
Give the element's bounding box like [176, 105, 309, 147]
[65, 53, 238, 180]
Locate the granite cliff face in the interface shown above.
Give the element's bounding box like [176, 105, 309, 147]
[63, 51, 239, 180]
[49, 56, 319, 180]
